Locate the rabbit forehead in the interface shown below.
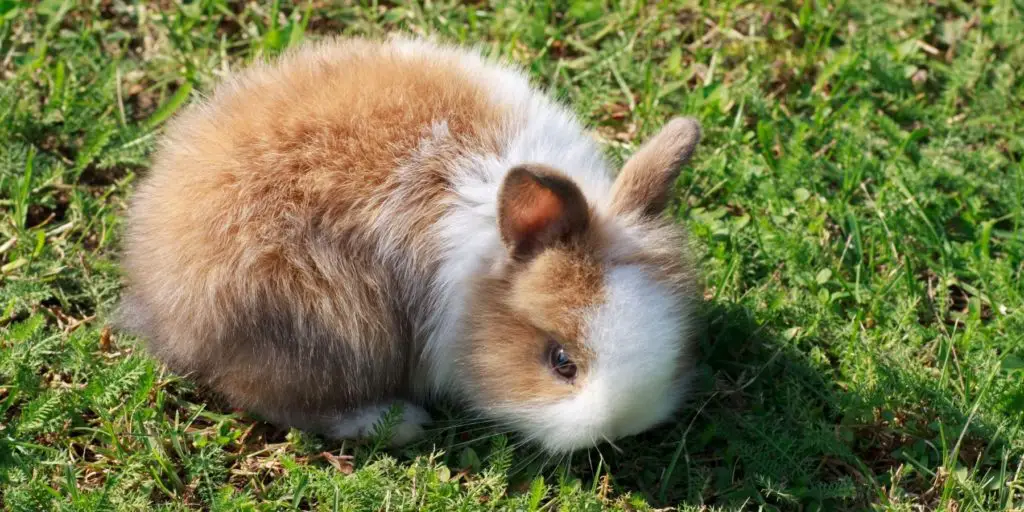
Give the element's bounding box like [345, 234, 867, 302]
[509, 247, 605, 342]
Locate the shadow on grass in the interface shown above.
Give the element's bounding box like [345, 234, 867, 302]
[604, 299, 869, 508]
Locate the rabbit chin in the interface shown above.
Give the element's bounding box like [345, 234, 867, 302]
[506, 265, 692, 454]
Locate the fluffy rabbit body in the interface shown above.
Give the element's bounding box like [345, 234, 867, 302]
[120, 37, 700, 453]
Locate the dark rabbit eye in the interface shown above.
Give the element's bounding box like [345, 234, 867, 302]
[547, 342, 577, 380]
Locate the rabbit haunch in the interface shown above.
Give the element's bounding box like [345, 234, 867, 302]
[119, 37, 700, 453]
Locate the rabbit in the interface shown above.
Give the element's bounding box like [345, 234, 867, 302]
[118, 35, 701, 454]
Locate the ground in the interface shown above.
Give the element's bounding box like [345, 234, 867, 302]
[1, 1, 1022, 510]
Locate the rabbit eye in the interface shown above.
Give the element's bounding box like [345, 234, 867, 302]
[547, 342, 577, 381]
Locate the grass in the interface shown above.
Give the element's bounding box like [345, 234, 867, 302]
[1, 0, 1022, 510]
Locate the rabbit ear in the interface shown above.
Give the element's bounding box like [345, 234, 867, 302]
[498, 164, 590, 259]
[610, 117, 701, 216]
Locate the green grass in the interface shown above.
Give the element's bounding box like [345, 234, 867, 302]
[1, 0, 1022, 510]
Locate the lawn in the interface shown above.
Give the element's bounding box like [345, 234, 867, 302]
[1, 1, 1022, 510]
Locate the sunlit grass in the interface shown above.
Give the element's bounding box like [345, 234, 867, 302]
[1, 1, 1021, 510]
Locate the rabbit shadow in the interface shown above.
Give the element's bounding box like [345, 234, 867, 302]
[583, 298, 858, 507]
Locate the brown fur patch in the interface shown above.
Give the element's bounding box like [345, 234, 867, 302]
[120, 37, 511, 431]
[509, 247, 604, 341]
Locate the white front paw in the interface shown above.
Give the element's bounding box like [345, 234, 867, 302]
[327, 402, 431, 446]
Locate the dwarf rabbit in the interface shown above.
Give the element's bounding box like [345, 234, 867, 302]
[119, 36, 701, 453]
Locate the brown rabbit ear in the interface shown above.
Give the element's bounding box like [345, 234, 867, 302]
[498, 164, 590, 259]
[610, 117, 701, 216]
